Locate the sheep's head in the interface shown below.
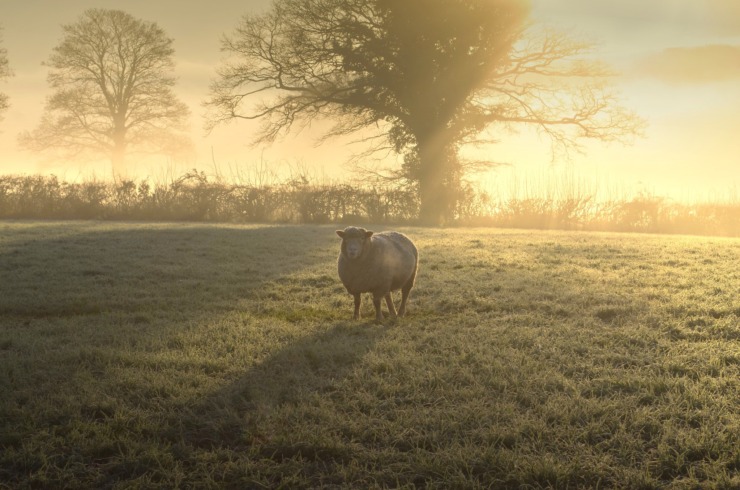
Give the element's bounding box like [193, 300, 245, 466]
[336, 227, 373, 260]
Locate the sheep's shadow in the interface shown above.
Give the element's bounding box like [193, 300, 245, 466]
[0, 223, 343, 430]
[0, 223, 330, 320]
[175, 320, 387, 455]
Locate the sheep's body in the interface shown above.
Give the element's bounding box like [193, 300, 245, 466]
[336, 227, 418, 321]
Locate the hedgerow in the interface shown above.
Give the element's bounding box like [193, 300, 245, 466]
[1, 171, 738, 236]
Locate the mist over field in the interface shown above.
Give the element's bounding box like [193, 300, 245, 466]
[0, 0, 738, 204]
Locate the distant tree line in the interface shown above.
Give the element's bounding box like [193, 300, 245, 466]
[0, 172, 738, 237]
[1, 2, 642, 225]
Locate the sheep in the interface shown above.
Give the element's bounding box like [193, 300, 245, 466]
[336, 226, 418, 322]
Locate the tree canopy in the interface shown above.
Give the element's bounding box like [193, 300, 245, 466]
[207, 0, 642, 224]
[20, 9, 191, 178]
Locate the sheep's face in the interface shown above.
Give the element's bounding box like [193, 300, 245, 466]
[337, 227, 373, 260]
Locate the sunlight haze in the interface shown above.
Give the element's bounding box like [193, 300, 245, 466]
[0, 0, 738, 201]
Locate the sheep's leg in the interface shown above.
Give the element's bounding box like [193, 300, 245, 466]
[372, 295, 383, 322]
[398, 268, 416, 318]
[384, 293, 397, 318]
[398, 284, 412, 317]
[353, 293, 361, 320]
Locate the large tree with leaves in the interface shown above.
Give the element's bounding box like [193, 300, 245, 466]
[20, 9, 190, 178]
[207, 0, 642, 224]
[0, 27, 11, 121]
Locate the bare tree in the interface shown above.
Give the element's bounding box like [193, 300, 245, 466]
[0, 26, 11, 121]
[206, 0, 643, 224]
[20, 9, 191, 178]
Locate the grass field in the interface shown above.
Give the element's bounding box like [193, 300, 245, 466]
[1, 221, 739, 489]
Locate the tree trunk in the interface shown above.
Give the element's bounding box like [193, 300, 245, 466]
[416, 136, 452, 226]
[418, 168, 446, 226]
[111, 147, 126, 181]
[111, 126, 127, 181]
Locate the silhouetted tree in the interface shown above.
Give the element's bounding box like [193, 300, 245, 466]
[206, 0, 642, 224]
[0, 27, 11, 121]
[20, 9, 191, 178]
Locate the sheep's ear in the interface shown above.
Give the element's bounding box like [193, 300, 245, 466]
[365, 231, 374, 238]
[336, 230, 345, 238]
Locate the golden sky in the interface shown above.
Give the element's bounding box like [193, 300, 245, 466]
[0, 0, 738, 201]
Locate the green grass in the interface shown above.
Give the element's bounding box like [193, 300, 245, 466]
[1, 221, 739, 489]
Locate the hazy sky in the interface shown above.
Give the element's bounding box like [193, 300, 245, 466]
[0, 1, 739, 200]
